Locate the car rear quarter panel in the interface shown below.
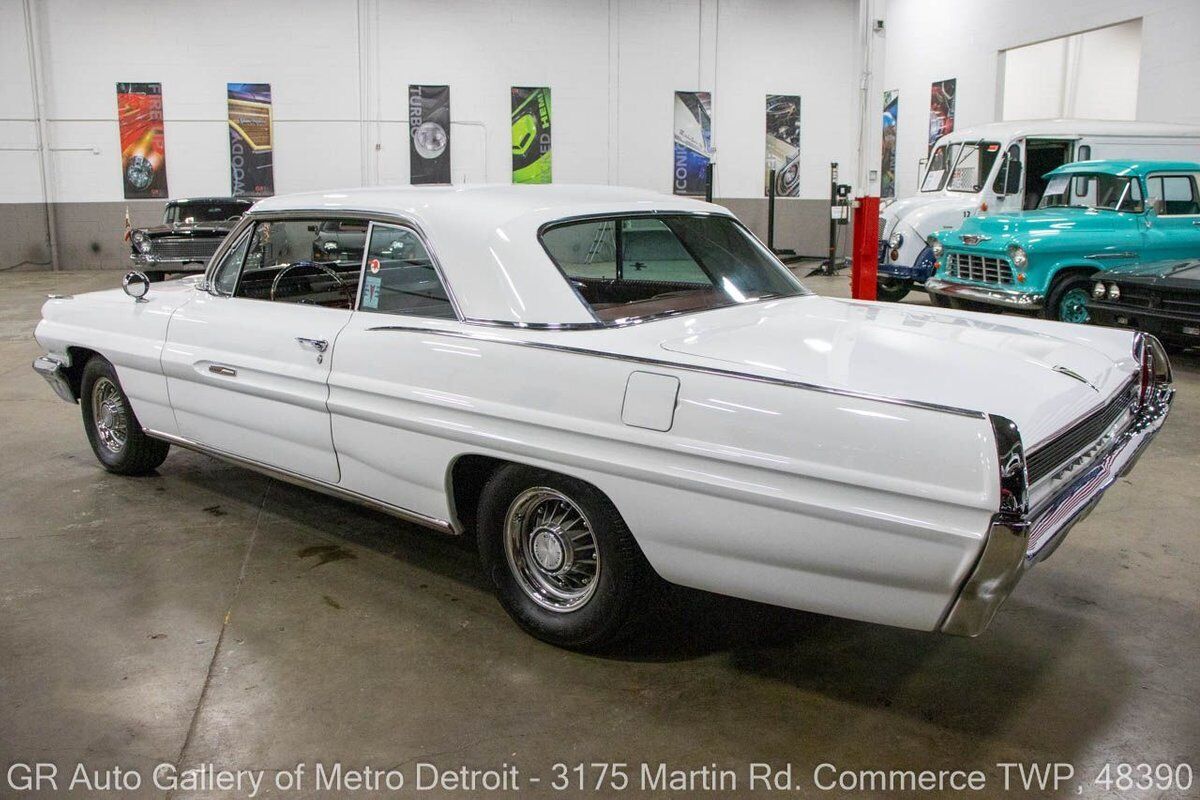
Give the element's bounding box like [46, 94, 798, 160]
[327, 321, 1001, 631]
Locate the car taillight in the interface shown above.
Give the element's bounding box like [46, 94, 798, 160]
[1138, 342, 1154, 406]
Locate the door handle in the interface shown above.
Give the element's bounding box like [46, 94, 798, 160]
[208, 364, 237, 377]
[296, 337, 329, 352]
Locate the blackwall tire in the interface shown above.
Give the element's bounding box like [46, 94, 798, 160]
[875, 278, 912, 302]
[1043, 274, 1096, 324]
[929, 293, 952, 308]
[477, 464, 654, 650]
[80, 357, 170, 476]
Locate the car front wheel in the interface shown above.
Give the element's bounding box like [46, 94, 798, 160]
[80, 356, 170, 475]
[477, 465, 653, 649]
[876, 278, 912, 302]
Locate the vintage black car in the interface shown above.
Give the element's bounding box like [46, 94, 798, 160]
[130, 197, 253, 280]
[1090, 259, 1200, 350]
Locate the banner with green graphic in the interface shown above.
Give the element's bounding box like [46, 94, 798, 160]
[512, 87, 551, 184]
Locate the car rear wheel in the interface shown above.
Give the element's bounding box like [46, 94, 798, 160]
[80, 357, 170, 475]
[477, 464, 653, 649]
[1044, 274, 1095, 324]
[876, 278, 912, 302]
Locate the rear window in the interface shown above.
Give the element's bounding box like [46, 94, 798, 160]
[540, 214, 806, 324]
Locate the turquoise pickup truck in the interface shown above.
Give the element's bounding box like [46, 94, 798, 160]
[925, 160, 1200, 322]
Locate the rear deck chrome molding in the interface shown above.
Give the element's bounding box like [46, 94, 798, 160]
[143, 429, 457, 535]
[366, 325, 989, 420]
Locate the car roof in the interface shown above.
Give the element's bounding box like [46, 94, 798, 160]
[1046, 159, 1200, 177]
[169, 196, 253, 206]
[248, 184, 731, 325]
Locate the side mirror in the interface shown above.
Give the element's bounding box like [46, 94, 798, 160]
[1005, 161, 1023, 195]
[123, 270, 150, 302]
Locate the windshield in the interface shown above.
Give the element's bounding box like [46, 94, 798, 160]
[946, 141, 1001, 192]
[920, 144, 954, 191]
[166, 201, 250, 224]
[540, 214, 808, 323]
[1040, 173, 1144, 212]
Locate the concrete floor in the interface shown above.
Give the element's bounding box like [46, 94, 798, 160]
[1, 270, 1196, 799]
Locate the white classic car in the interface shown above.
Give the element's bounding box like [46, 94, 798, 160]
[33, 185, 1174, 648]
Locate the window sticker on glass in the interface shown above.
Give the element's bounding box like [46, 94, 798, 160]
[361, 275, 382, 309]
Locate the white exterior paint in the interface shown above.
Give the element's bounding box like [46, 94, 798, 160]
[32, 186, 1163, 634]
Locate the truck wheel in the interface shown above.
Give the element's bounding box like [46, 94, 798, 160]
[1044, 274, 1094, 324]
[477, 464, 654, 650]
[876, 278, 912, 302]
[80, 357, 170, 475]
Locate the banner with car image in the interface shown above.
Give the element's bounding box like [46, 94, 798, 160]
[512, 87, 552, 184]
[928, 78, 956, 152]
[765, 94, 801, 197]
[881, 89, 898, 198]
[673, 91, 712, 196]
[227, 83, 274, 197]
[116, 82, 168, 199]
[409, 85, 451, 184]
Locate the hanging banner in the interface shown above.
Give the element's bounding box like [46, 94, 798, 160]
[928, 78, 956, 152]
[511, 86, 552, 184]
[409, 85, 451, 184]
[673, 91, 712, 196]
[116, 82, 168, 199]
[227, 83, 274, 197]
[764, 94, 801, 197]
[881, 89, 899, 199]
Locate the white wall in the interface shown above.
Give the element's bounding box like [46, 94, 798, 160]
[1001, 19, 1141, 121]
[1, 0, 863, 206]
[882, 0, 1200, 198]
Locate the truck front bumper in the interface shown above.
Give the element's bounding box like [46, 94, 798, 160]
[925, 278, 1044, 311]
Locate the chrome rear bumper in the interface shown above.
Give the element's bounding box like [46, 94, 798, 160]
[32, 355, 77, 403]
[925, 278, 1044, 310]
[941, 339, 1173, 636]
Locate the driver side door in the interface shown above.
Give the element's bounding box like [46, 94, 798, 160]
[162, 215, 366, 483]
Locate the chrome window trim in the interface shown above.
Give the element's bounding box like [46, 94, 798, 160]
[353, 220, 460, 320]
[364, 323, 989, 419]
[535, 210, 810, 329]
[202, 209, 463, 321]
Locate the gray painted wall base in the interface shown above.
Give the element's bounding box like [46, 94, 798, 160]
[2, 197, 850, 271]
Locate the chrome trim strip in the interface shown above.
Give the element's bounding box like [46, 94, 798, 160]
[365, 324, 988, 419]
[143, 429, 457, 535]
[1085, 251, 1136, 260]
[925, 278, 1045, 310]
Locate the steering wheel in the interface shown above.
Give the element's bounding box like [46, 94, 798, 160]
[269, 260, 353, 308]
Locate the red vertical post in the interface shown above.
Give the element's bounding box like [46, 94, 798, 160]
[850, 195, 880, 300]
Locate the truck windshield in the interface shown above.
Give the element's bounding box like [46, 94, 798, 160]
[920, 144, 954, 191]
[945, 142, 1001, 193]
[540, 214, 808, 324]
[1039, 173, 1144, 212]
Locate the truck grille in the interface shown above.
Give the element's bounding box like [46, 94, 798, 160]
[944, 252, 1014, 284]
[148, 236, 221, 262]
[1107, 284, 1200, 321]
[1025, 381, 1137, 485]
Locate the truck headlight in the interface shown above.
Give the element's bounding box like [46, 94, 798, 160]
[137, 238, 151, 253]
[1007, 244, 1028, 268]
[928, 236, 943, 257]
[1107, 283, 1121, 301]
[888, 232, 903, 249]
[1093, 281, 1106, 299]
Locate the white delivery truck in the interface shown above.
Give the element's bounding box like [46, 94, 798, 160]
[877, 119, 1200, 301]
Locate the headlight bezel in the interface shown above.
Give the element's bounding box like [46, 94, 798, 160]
[888, 231, 904, 249]
[1007, 244, 1028, 268]
[928, 236, 943, 257]
[137, 237, 151, 253]
[1107, 283, 1121, 301]
[1092, 281, 1107, 299]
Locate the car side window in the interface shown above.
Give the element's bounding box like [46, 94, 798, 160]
[210, 228, 251, 296]
[234, 218, 367, 307]
[1146, 174, 1200, 216]
[357, 223, 455, 318]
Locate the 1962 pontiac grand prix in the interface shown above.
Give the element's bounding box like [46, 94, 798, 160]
[33, 185, 1174, 648]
